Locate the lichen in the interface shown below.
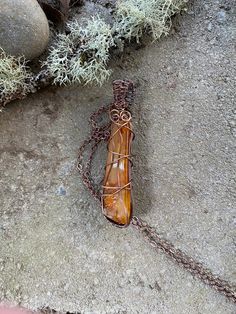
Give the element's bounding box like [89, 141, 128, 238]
[114, 0, 188, 42]
[45, 0, 188, 86]
[44, 16, 114, 85]
[0, 49, 32, 103]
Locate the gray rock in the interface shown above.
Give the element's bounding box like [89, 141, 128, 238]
[0, 0, 49, 59]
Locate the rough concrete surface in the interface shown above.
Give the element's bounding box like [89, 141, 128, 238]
[0, 0, 236, 313]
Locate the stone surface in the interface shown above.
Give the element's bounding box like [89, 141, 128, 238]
[0, 0, 49, 60]
[0, 0, 235, 313]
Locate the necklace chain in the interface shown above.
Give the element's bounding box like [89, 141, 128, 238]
[77, 81, 236, 304]
[131, 216, 236, 303]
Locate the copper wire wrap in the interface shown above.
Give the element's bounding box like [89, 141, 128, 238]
[101, 109, 134, 201]
[105, 108, 133, 167]
[101, 80, 135, 226]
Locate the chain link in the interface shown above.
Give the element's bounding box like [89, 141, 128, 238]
[77, 104, 111, 200]
[77, 80, 236, 304]
[131, 216, 236, 303]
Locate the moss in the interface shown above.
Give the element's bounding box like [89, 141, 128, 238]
[0, 49, 32, 103]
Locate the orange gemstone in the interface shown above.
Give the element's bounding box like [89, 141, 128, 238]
[102, 112, 133, 227]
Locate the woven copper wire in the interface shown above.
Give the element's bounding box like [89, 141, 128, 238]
[102, 79, 135, 199]
[112, 79, 135, 110]
[101, 80, 135, 221]
[102, 108, 134, 199]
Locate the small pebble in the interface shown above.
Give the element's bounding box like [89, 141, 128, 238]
[57, 185, 67, 196]
[207, 22, 213, 32]
[166, 66, 173, 75]
[16, 262, 23, 270]
[217, 10, 227, 24]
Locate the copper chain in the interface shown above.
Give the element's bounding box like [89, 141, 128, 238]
[77, 80, 236, 304]
[131, 216, 236, 303]
[77, 103, 111, 199]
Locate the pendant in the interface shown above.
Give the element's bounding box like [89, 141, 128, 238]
[78, 80, 236, 303]
[102, 108, 134, 227]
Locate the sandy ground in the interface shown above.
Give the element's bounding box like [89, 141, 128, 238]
[0, 0, 235, 313]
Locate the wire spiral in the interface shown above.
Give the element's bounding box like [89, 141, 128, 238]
[102, 108, 134, 199]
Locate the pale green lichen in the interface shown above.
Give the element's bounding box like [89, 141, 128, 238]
[44, 0, 188, 86]
[114, 0, 188, 42]
[0, 49, 32, 102]
[1, 0, 188, 105]
[44, 16, 114, 85]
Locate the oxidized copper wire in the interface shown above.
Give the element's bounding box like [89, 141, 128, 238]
[101, 108, 134, 199]
[112, 79, 135, 110]
[101, 80, 135, 225]
[102, 79, 135, 198]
